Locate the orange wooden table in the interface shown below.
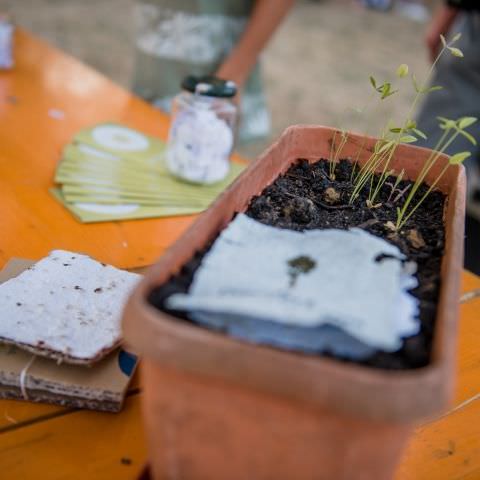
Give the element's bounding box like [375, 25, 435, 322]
[0, 31, 479, 480]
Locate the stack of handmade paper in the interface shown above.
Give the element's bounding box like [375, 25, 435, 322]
[52, 122, 244, 222]
[0, 250, 139, 412]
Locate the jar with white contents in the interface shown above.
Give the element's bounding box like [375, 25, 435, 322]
[166, 75, 237, 184]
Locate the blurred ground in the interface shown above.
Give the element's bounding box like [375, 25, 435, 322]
[6, 0, 439, 156]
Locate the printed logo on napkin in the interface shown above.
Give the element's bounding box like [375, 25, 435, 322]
[167, 214, 420, 352]
[0, 250, 140, 365]
[74, 123, 166, 164]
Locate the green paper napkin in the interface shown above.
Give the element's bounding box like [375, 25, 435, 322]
[52, 122, 245, 222]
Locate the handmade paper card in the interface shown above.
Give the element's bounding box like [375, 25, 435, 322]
[0, 250, 140, 365]
[167, 214, 420, 354]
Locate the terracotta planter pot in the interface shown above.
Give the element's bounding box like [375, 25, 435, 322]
[122, 126, 466, 480]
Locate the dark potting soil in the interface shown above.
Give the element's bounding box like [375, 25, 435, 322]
[148, 159, 446, 370]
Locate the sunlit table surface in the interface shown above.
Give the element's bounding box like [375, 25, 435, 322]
[0, 31, 479, 480]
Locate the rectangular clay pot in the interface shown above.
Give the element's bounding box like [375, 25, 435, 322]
[122, 125, 466, 480]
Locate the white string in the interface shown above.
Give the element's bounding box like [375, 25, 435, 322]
[19, 355, 36, 401]
[421, 392, 480, 427]
[446, 392, 480, 416]
[460, 289, 480, 304]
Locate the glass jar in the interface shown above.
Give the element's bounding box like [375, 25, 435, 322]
[166, 76, 237, 184]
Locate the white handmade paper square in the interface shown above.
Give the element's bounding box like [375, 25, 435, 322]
[167, 214, 419, 351]
[0, 250, 140, 364]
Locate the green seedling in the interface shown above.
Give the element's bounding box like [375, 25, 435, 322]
[351, 33, 465, 207]
[395, 116, 477, 230]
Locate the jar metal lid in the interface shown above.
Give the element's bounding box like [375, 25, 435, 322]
[181, 75, 237, 98]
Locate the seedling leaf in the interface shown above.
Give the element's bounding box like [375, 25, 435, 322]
[412, 74, 420, 93]
[458, 117, 477, 129]
[427, 85, 443, 93]
[379, 140, 395, 154]
[412, 128, 427, 140]
[370, 76, 377, 89]
[458, 129, 477, 146]
[451, 32, 462, 43]
[448, 47, 464, 58]
[437, 116, 456, 130]
[440, 34, 447, 47]
[449, 152, 471, 165]
[396, 64, 409, 78]
[400, 135, 417, 144]
[382, 88, 398, 99]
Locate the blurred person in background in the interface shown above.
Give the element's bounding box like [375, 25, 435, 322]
[416, 0, 480, 273]
[132, 0, 294, 145]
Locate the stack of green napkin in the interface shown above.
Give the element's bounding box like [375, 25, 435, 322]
[51, 123, 244, 223]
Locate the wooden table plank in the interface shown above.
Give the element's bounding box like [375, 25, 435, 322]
[0, 29, 196, 271]
[0, 394, 147, 479]
[396, 271, 480, 479]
